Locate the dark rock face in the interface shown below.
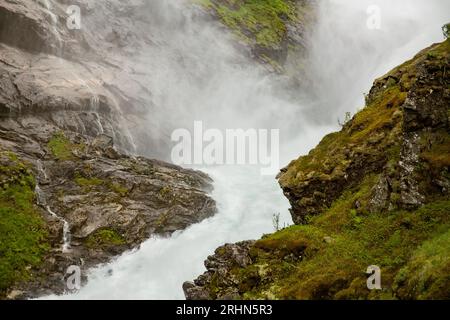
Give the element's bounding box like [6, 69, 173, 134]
[0, 0, 217, 299]
[183, 241, 255, 300]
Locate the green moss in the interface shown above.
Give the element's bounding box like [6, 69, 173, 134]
[0, 152, 49, 294]
[74, 176, 104, 187]
[221, 196, 450, 300]
[420, 129, 450, 169]
[202, 0, 298, 49]
[85, 229, 125, 249]
[393, 228, 450, 299]
[313, 174, 379, 233]
[285, 85, 405, 186]
[47, 132, 75, 160]
[108, 182, 129, 197]
[159, 186, 172, 198]
[74, 172, 104, 194]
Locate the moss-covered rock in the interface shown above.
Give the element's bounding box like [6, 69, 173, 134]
[279, 40, 450, 224]
[198, 0, 314, 66]
[85, 229, 126, 249]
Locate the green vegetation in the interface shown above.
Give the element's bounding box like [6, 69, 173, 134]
[280, 40, 450, 188]
[217, 193, 450, 300]
[393, 228, 450, 299]
[48, 131, 74, 160]
[420, 129, 450, 169]
[85, 229, 126, 249]
[74, 172, 129, 197]
[0, 151, 49, 294]
[199, 0, 298, 49]
[74, 175, 104, 188]
[74, 171, 105, 193]
[108, 182, 129, 197]
[47, 131, 84, 161]
[279, 84, 405, 186]
[159, 186, 172, 198]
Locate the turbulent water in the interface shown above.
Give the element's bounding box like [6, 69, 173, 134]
[44, 0, 450, 299]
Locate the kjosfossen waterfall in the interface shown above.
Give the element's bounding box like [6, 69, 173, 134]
[0, 0, 449, 306]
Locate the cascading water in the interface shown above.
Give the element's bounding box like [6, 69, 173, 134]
[43, 0, 450, 299]
[35, 160, 72, 253]
[46, 206, 71, 253]
[90, 96, 105, 135]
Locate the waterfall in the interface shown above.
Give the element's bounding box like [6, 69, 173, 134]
[90, 96, 105, 135]
[41, 0, 450, 299]
[46, 206, 72, 253]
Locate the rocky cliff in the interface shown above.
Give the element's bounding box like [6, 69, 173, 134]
[0, 0, 216, 299]
[184, 39, 450, 300]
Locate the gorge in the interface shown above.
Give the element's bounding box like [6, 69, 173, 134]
[0, 0, 449, 300]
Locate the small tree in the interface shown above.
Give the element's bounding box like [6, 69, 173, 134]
[443, 23, 450, 39]
[338, 111, 352, 127]
[272, 213, 281, 232]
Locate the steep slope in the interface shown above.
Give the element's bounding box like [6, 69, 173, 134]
[184, 39, 450, 300]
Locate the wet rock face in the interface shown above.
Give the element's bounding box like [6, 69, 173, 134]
[0, 0, 191, 160]
[183, 241, 255, 300]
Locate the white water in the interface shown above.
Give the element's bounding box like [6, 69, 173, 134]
[46, 206, 72, 253]
[90, 96, 105, 134]
[46, 166, 292, 299]
[43, 0, 449, 299]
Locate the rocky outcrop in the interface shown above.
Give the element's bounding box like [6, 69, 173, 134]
[199, 0, 314, 69]
[278, 40, 450, 224]
[184, 40, 450, 300]
[183, 241, 255, 300]
[0, 117, 216, 299]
